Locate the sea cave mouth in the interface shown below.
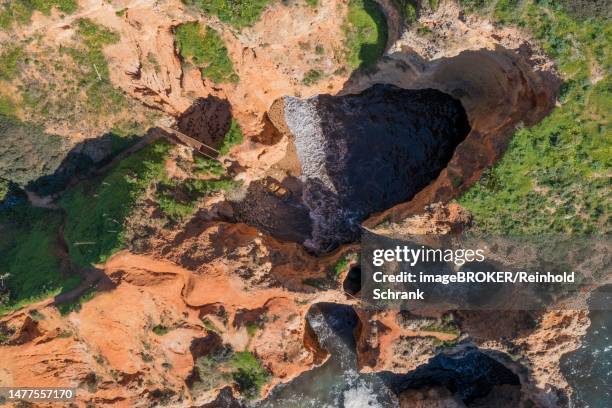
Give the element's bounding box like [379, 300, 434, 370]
[231, 84, 471, 253]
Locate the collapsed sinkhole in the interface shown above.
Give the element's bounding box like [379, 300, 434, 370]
[231, 84, 471, 253]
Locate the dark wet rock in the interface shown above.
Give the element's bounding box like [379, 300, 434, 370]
[283, 84, 470, 252]
[395, 347, 521, 404]
[343, 265, 362, 296]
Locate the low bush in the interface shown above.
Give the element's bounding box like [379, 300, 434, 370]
[182, 0, 273, 28]
[230, 351, 270, 399]
[175, 22, 239, 83]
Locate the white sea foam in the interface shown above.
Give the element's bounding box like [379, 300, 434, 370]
[343, 383, 383, 408]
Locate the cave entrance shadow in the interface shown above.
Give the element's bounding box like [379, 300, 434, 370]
[381, 347, 522, 406]
[177, 96, 232, 150]
[25, 132, 141, 198]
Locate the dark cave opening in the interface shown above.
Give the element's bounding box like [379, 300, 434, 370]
[392, 348, 522, 405]
[230, 84, 471, 253]
[343, 265, 362, 296]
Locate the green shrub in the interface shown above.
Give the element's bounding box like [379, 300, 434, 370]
[156, 176, 235, 222]
[246, 322, 258, 338]
[193, 156, 226, 176]
[0, 0, 77, 29]
[175, 22, 239, 83]
[0, 96, 16, 117]
[201, 317, 222, 333]
[192, 346, 233, 392]
[230, 351, 270, 399]
[345, 0, 388, 69]
[330, 255, 350, 279]
[457, 0, 491, 14]
[393, 0, 417, 23]
[218, 119, 244, 155]
[182, 0, 273, 28]
[76, 18, 120, 49]
[421, 314, 460, 336]
[0, 46, 23, 80]
[302, 69, 323, 86]
[306, 0, 318, 8]
[75, 19, 126, 114]
[60, 140, 172, 267]
[152, 324, 171, 335]
[0, 114, 68, 188]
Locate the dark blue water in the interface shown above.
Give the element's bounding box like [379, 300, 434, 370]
[561, 287, 612, 408]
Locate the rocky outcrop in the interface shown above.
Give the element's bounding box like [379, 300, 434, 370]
[283, 84, 470, 252]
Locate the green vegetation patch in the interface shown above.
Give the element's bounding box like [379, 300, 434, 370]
[392, 0, 417, 23]
[345, 0, 388, 69]
[302, 69, 323, 86]
[63, 18, 126, 115]
[330, 255, 350, 279]
[155, 135, 238, 223]
[218, 119, 244, 155]
[0, 46, 23, 81]
[421, 314, 460, 336]
[182, 0, 273, 28]
[0, 204, 81, 316]
[152, 324, 171, 335]
[156, 177, 235, 222]
[302, 277, 327, 290]
[458, 1, 611, 234]
[0, 96, 17, 117]
[230, 351, 271, 399]
[193, 156, 225, 176]
[60, 140, 172, 267]
[192, 347, 270, 399]
[0, 0, 77, 29]
[174, 22, 238, 83]
[17, 18, 129, 126]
